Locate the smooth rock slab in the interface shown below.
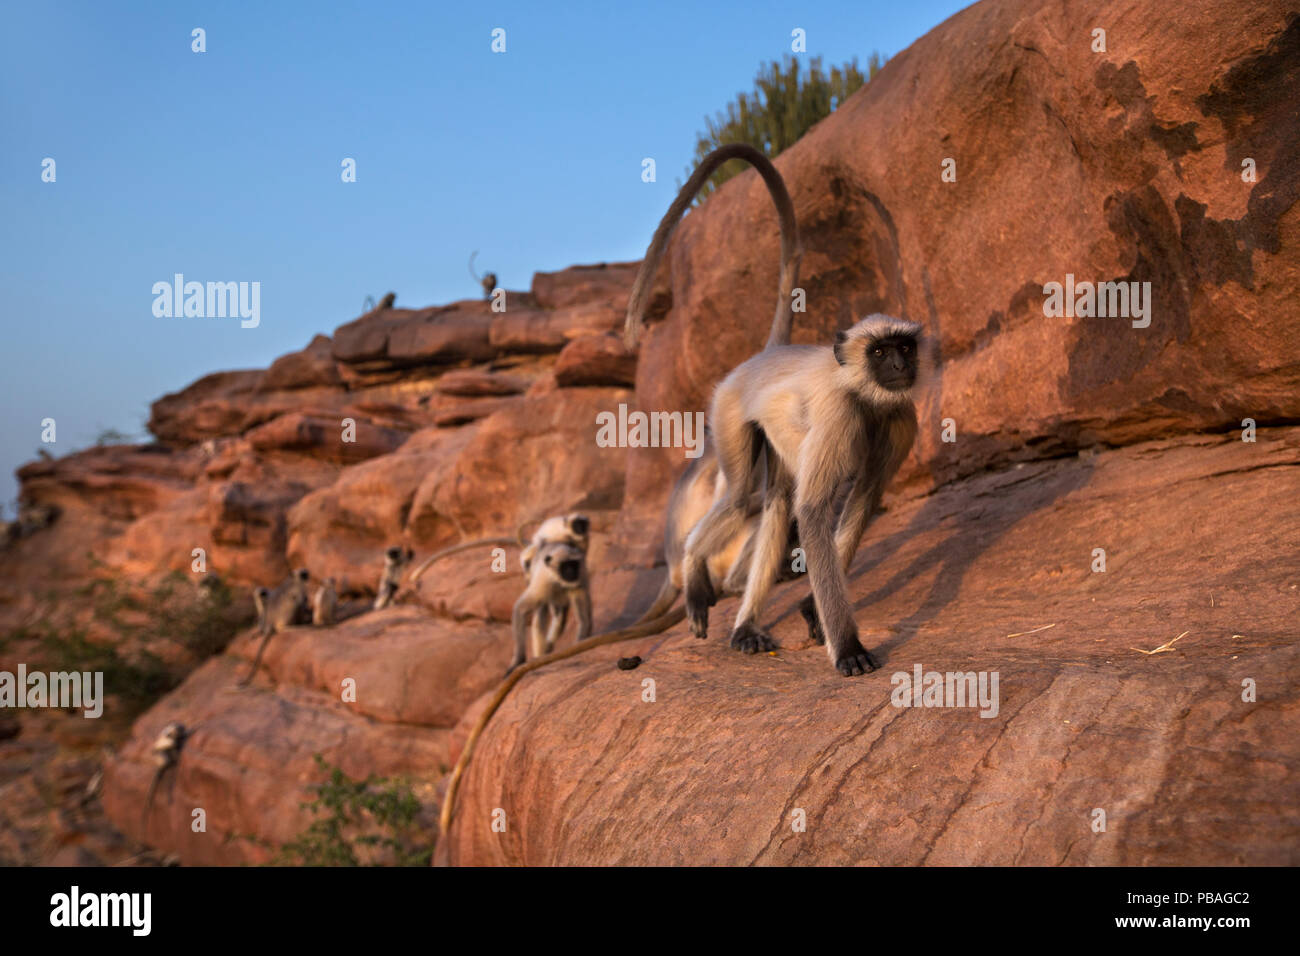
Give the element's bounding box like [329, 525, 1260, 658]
[445, 431, 1300, 865]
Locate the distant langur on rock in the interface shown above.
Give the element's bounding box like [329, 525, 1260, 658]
[312, 577, 337, 626]
[468, 250, 497, 301]
[142, 721, 188, 827]
[264, 570, 311, 635]
[241, 570, 310, 686]
[10, 501, 60, 539]
[623, 143, 804, 624]
[378, 291, 396, 310]
[252, 586, 270, 633]
[373, 546, 414, 610]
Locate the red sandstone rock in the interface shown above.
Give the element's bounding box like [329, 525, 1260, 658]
[554, 333, 638, 387]
[286, 428, 461, 595]
[148, 370, 266, 443]
[260, 334, 343, 391]
[445, 431, 1300, 865]
[100, 658, 454, 864]
[416, 384, 631, 545]
[529, 261, 639, 311]
[385, 305, 498, 366]
[245, 412, 409, 464]
[435, 369, 529, 397]
[489, 301, 625, 353]
[431, 396, 519, 428]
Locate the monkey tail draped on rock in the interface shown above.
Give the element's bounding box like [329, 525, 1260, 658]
[440, 606, 687, 836]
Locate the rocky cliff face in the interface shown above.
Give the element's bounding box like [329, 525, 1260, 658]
[2, 0, 1297, 866]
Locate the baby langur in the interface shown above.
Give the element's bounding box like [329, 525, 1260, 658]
[683, 315, 923, 676]
[468, 250, 497, 301]
[373, 546, 414, 610]
[510, 538, 592, 673]
[312, 577, 337, 626]
[398, 513, 593, 673]
[142, 721, 188, 827]
[241, 570, 310, 686]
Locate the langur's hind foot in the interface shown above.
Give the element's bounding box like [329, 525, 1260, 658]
[798, 595, 824, 645]
[730, 621, 776, 654]
[684, 562, 716, 639]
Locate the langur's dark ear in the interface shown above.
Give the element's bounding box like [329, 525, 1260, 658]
[570, 515, 590, 536]
[833, 330, 849, 366]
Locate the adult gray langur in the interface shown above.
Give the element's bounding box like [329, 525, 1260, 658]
[373, 546, 413, 610]
[240, 570, 310, 686]
[681, 314, 923, 675]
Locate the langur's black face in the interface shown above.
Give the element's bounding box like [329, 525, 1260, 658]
[540, 544, 585, 585]
[866, 335, 918, 391]
[569, 515, 590, 537]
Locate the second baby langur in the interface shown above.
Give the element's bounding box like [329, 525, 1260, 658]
[312, 577, 337, 626]
[373, 546, 414, 610]
[510, 514, 593, 673]
[398, 513, 594, 673]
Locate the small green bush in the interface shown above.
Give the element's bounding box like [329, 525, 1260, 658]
[94, 428, 136, 446]
[686, 53, 883, 201]
[274, 755, 433, 867]
[144, 572, 247, 658]
[41, 627, 176, 712]
[6, 571, 253, 716]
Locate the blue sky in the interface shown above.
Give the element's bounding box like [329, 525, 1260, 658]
[0, 0, 971, 513]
